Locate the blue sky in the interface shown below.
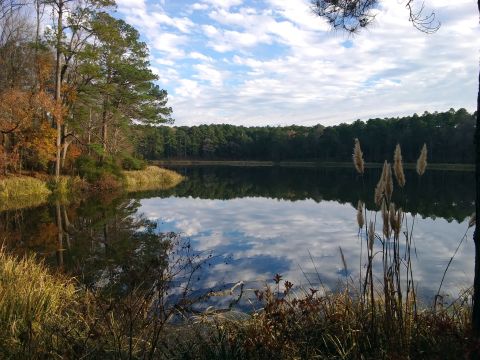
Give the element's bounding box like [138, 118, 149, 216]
[114, 0, 478, 127]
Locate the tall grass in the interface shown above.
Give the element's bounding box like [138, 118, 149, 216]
[123, 166, 184, 192]
[0, 249, 77, 358]
[0, 176, 51, 211]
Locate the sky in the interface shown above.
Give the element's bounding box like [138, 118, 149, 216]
[113, 0, 478, 127]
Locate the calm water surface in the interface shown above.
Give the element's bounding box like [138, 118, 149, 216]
[1, 166, 475, 303]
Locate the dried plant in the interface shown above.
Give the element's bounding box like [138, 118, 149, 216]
[368, 221, 375, 252]
[374, 164, 386, 206]
[381, 200, 390, 238]
[353, 138, 365, 174]
[357, 200, 364, 229]
[393, 144, 406, 187]
[384, 162, 393, 202]
[416, 143, 427, 176]
[375, 161, 393, 206]
[469, 213, 476, 228]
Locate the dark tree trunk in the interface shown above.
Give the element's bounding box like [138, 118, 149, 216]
[54, 0, 63, 181]
[473, 0, 480, 335]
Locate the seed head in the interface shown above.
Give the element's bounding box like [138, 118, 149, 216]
[357, 200, 364, 229]
[368, 221, 375, 251]
[393, 144, 406, 187]
[384, 162, 393, 203]
[374, 165, 386, 206]
[469, 213, 476, 228]
[381, 200, 390, 238]
[353, 138, 365, 174]
[416, 144, 428, 176]
[389, 202, 397, 231]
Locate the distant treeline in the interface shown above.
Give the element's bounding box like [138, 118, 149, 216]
[135, 108, 475, 163]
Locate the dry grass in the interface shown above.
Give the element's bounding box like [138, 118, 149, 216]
[0, 176, 51, 211]
[0, 249, 77, 357]
[123, 166, 184, 192]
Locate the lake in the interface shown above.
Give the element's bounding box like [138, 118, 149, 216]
[0, 165, 475, 305]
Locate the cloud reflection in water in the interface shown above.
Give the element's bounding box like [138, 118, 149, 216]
[140, 196, 474, 300]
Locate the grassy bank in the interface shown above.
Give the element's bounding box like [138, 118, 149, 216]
[152, 160, 475, 171]
[0, 176, 51, 211]
[0, 247, 474, 359]
[0, 250, 77, 358]
[123, 166, 184, 192]
[0, 167, 183, 211]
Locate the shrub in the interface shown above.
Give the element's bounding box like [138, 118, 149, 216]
[75, 154, 123, 188]
[121, 154, 146, 171]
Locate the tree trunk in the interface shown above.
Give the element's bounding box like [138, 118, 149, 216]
[54, 0, 63, 182]
[472, 0, 480, 336]
[102, 97, 108, 156]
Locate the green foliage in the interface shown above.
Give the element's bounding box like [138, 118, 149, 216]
[136, 108, 476, 164]
[75, 154, 123, 185]
[121, 154, 146, 170]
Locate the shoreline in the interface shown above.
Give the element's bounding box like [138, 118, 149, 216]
[0, 166, 184, 212]
[152, 159, 475, 171]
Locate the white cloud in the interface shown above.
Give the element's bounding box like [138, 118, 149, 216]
[189, 51, 213, 62]
[203, 0, 243, 9]
[191, 3, 209, 11]
[115, 0, 477, 126]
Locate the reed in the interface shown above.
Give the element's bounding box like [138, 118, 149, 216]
[394, 144, 406, 187]
[356, 200, 364, 229]
[353, 138, 365, 174]
[416, 143, 428, 176]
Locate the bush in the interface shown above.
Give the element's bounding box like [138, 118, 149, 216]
[121, 154, 146, 171]
[75, 154, 123, 188]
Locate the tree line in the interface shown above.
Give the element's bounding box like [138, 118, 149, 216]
[136, 108, 476, 164]
[0, 0, 172, 180]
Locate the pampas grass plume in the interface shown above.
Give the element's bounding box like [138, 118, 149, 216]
[384, 162, 393, 202]
[393, 144, 406, 187]
[353, 138, 365, 174]
[416, 144, 428, 176]
[357, 200, 364, 229]
[469, 213, 476, 228]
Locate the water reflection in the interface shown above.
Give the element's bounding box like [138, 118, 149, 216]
[0, 166, 475, 302]
[145, 166, 474, 223]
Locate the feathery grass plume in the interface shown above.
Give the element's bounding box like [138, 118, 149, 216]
[374, 163, 386, 206]
[353, 138, 365, 174]
[389, 202, 397, 232]
[368, 221, 375, 251]
[384, 162, 393, 202]
[416, 143, 428, 176]
[381, 200, 390, 238]
[357, 200, 365, 229]
[395, 208, 403, 237]
[469, 213, 476, 228]
[393, 144, 406, 187]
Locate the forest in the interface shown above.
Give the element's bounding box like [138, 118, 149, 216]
[0, 0, 172, 182]
[136, 108, 476, 164]
[0, 0, 475, 184]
